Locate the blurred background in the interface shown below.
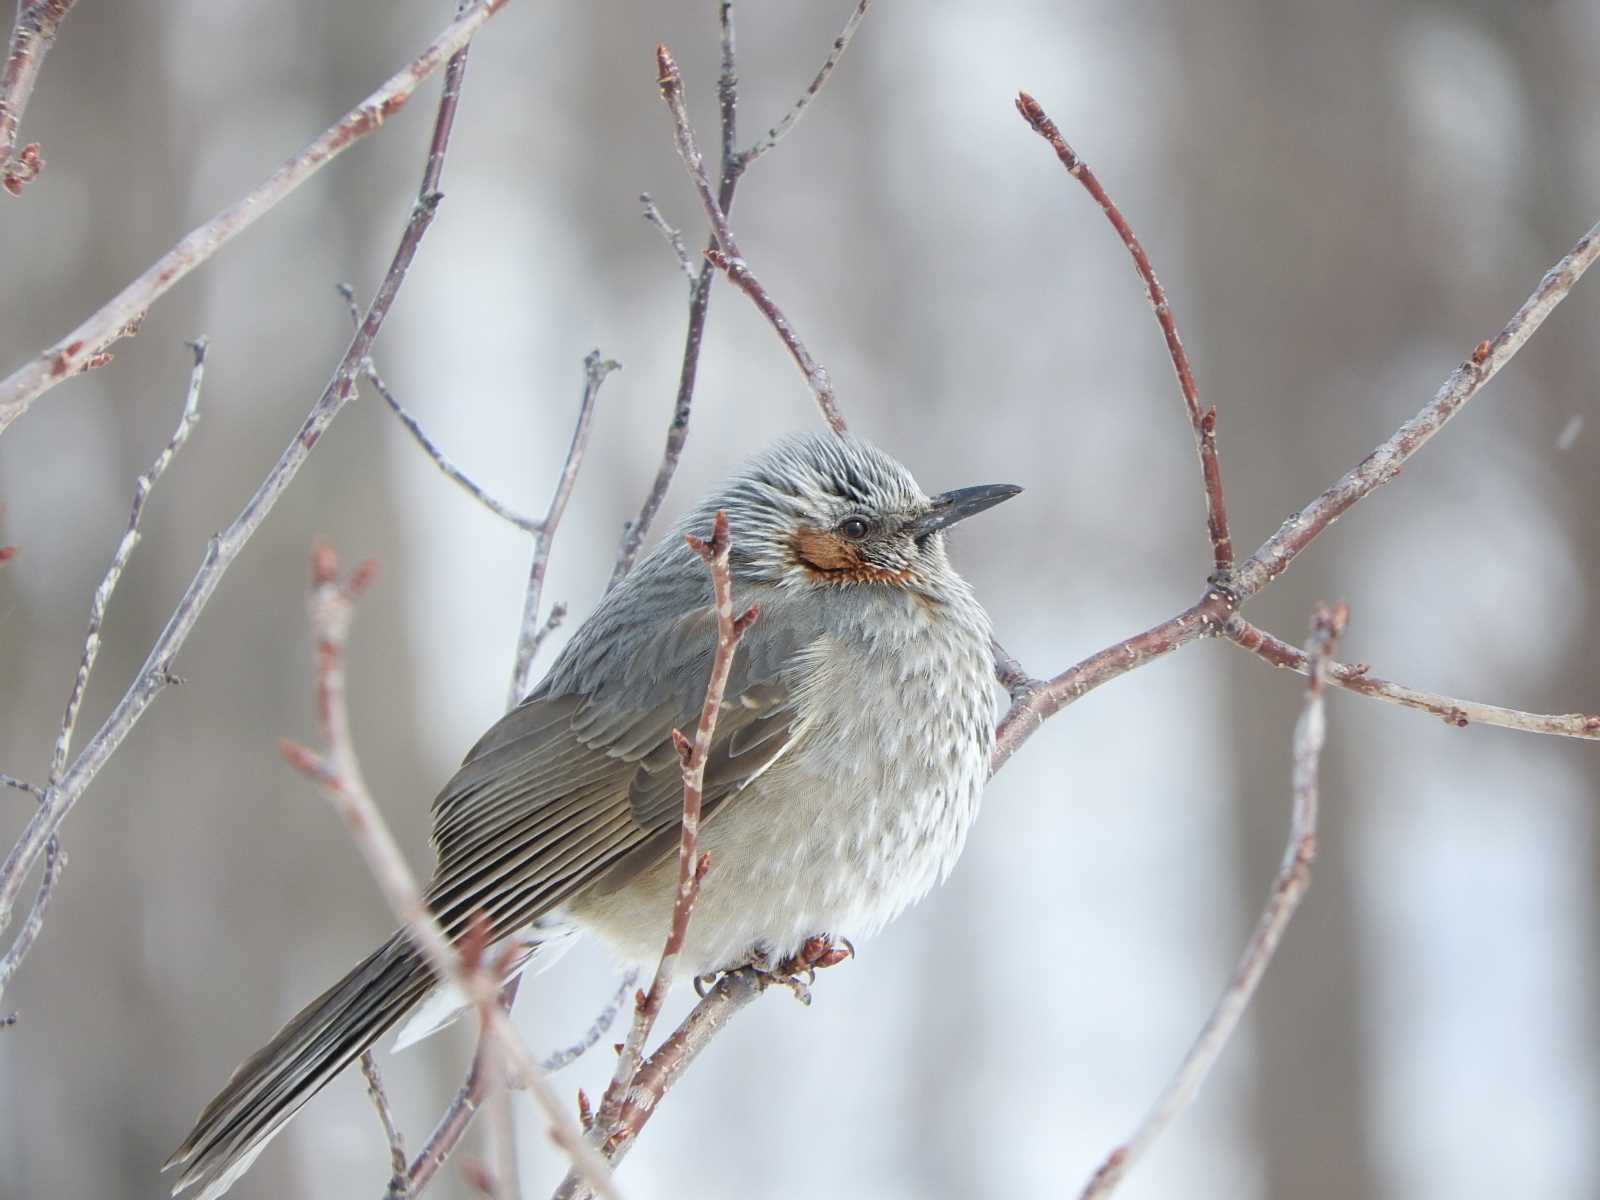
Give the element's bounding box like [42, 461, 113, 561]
[2, 2, 1598, 1197]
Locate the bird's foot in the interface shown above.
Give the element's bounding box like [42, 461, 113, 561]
[747, 935, 855, 1005]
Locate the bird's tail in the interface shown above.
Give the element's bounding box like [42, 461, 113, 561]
[164, 931, 431, 1200]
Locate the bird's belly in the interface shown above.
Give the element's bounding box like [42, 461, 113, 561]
[568, 720, 988, 977]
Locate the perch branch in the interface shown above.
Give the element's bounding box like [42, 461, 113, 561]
[555, 511, 758, 1200]
[740, 0, 872, 166]
[0, 0, 513, 434]
[1015, 92, 1232, 576]
[1079, 604, 1346, 1200]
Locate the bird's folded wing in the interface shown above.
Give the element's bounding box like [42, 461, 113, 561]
[424, 607, 808, 937]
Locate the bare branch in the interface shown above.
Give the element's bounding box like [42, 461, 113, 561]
[1080, 604, 1346, 1200]
[557, 512, 758, 1198]
[0, 827, 62, 1008]
[1016, 91, 1232, 576]
[50, 339, 207, 783]
[1226, 616, 1600, 739]
[0, 774, 44, 800]
[508, 352, 619, 708]
[1230, 218, 1600, 600]
[0, 28, 469, 989]
[740, 0, 872, 165]
[281, 544, 620, 1200]
[338, 283, 541, 535]
[638, 193, 695, 283]
[0, 0, 77, 196]
[360, 1050, 412, 1200]
[0, 0, 514, 435]
[656, 43, 847, 434]
[612, 10, 745, 587]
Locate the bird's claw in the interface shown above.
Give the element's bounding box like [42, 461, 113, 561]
[746, 934, 855, 1004]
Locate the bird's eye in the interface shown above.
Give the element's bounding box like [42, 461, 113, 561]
[837, 516, 870, 541]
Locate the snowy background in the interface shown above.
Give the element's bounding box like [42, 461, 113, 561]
[2, 2, 1598, 1197]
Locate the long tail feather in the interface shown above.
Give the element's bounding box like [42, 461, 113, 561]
[165, 933, 430, 1200]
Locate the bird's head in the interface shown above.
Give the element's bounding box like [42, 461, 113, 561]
[707, 432, 1021, 594]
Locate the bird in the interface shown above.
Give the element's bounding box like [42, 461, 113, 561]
[166, 430, 1020, 1199]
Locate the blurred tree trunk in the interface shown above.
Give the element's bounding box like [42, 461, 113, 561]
[1176, 3, 1405, 1195]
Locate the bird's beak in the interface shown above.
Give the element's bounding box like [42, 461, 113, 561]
[909, 483, 1023, 538]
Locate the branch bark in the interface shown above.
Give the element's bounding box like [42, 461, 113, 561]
[0, 0, 77, 196]
[0, 0, 513, 434]
[1080, 605, 1346, 1199]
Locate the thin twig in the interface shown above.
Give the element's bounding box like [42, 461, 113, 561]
[740, 0, 871, 165]
[508, 352, 619, 708]
[1080, 604, 1345, 1200]
[50, 339, 207, 783]
[0, 0, 514, 435]
[0, 774, 43, 799]
[638, 193, 695, 283]
[611, 8, 745, 586]
[338, 283, 540, 535]
[282, 545, 620, 1200]
[557, 512, 758, 1200]
[541, 969, 638, 1074]
[360, 1050, 412, 1200]
[656, 44, 847, 434]
[1225, 616, 1600, 739]
[0, 0, 77, 196]
[1016, 92, 1232, 576]
[0, 31, 470, 989]
[0, 828, 61, 1005]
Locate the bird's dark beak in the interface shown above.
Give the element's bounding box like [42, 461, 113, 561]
[909, 483, 1023, 538]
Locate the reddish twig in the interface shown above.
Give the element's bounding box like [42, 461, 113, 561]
[1080, 604, 1346, 1200]
[0, 22, 471, 994]
[655, 43, 848, 435]
[0, 0, 76, 196]
[360, 1050, 413, 1200]
[556, 512, 758, 1199]
[283, 545, 619, 1200]
[509, 351, 619, 707]
[612, 9, 744, 587]
[0, 0, 514, 435]
[613, 3, 867, 584]
[1226, 616, 1600, 738]
[1015, 92, 1233, 577]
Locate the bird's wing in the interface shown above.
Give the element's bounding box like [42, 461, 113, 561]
[424, 605, 808, 937]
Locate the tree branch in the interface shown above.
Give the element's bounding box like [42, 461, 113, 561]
[0, 0, 77, 196]
[360, 1049, 412, 1200]
[1015, 92, 1233, 576]
[1080, 604, 1346, 1199]
[0, 0, 513, 435]
[613, 1, 868, 584]
[509, 352, 618, 708]
[1225, 616, 1600, 738]
[556, 512, 758, 1200]
[280, 544, 620, 1200]
[0, 11, 473, 993]
[656, 43, 847, 435]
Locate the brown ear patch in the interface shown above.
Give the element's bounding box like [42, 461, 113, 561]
[791, 526, 861, 573]
[790, 526, 916, 586]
